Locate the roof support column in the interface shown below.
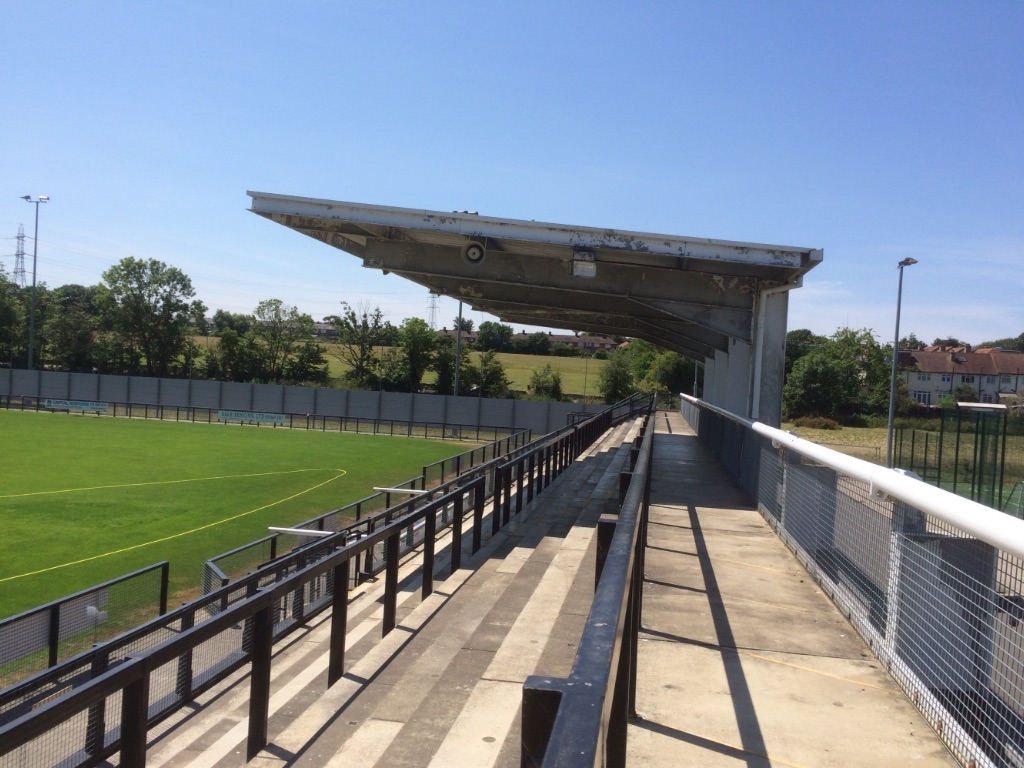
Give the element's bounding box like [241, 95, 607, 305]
[750, 284, 795, 427]
[703, 339, 753, 420]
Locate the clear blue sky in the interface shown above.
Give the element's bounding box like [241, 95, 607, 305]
[2, 1, 1021, 348]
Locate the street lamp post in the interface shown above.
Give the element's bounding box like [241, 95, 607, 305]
[886, 257, 918, 468]
[454, 300, 463, 397]
[21, 195, 49, 370]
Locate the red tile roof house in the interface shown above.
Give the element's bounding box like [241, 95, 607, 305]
[898, 345, 1024, 408]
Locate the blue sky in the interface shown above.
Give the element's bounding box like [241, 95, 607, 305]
[2, 1, 1021, 348]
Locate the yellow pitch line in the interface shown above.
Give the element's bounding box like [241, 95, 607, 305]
[0, 468, 339, 499]
[0, 469, 347, 584]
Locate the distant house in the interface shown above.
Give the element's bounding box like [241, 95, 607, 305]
[548, 333, 617, 350]
[899, 346, 1024, 406]
[438, 328, 617, 351]
[438, 328, 479, 345]
[314, 322, 338, 339]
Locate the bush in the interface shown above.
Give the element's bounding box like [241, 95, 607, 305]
[894, 416, 941, 432]
[838, 414, 870, 428]
[793, 416, 840, 430]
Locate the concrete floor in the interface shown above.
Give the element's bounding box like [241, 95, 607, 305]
[626, 411, 957, 767]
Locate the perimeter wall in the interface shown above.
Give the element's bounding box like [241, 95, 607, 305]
[0, 369, 600, 436]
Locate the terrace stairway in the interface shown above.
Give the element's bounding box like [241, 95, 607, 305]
[144, 417, 644, 768]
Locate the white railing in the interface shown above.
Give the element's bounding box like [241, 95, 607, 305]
[681, 394, 1024, 768]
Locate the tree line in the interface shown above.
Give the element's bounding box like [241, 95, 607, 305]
[15, 255, 1006, 414]
[0, 256, 699, 403]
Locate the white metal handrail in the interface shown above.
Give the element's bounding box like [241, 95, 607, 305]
[682, 394, 1024, 562]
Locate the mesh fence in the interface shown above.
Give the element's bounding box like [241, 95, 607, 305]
[688, 401, 1024, 767]
[0, 563, 167, 689]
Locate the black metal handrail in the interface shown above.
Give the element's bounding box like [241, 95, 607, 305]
[202, 427, 532, 590]
[521, 400, 655, 768]
[0, 397, 645, 767]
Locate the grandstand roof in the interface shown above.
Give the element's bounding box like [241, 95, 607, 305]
[247, 191, 822, 362]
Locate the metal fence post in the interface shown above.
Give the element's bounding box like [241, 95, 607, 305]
[328, 559, 350, 687]
[120, 670, 151, 768]
[246, 602, 274, 761]
[451, 491, 464, 573]
[174, 610, 195, 702]
[472, 481, 485, 554]
[48, 604, 61, 668]
[383, 533, 400, 635]
[85, 652, 110, 758]
[492, 467, 504, 536]
[423, 509, 436, 599]
[521, 679, 564, 768]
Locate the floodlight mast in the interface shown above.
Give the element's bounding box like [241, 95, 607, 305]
[21, 195, 49, 370]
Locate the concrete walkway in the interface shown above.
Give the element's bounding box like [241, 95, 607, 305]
[627, 411, 956, 767]
[143, 412, 958, 767]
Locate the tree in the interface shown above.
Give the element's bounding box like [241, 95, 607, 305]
[0, 266, 25, 367]
[598, 350, 636, 404]
[331, 302, 386, 389]
[453, 316, 474, 333]
[785, 329, 825, 375]
[622, 339, 659, 384]
[781, 327, 889, 420]
[465, 350, 511, 398]
[978, 332, 1024, 352]
[528, 364, 563, 400]
[832, 327, 890, 415]
[45, 284, 101, 372]
[476, 321, 513, 352]
[432, 334, 457, 395]
[250, 299, 315, 384]
[98, 257, 206, 377]
[212, 327, 261, 381]
[211, 309, 253, 336]
[510, 331, 552, 356]
[783, 349, 855, 419]
[932, 336, 966, 348]
[952, 383, 980, 403]
[644, 351, 694, 396]
[284, 339, 330, 386]
[900, 332, 926, 351]
[398, 317, 437, 392]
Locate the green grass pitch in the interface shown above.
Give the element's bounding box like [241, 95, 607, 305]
[0, 410, 474, 619]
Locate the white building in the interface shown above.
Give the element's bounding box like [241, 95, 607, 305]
[899, 346, 1024, 407]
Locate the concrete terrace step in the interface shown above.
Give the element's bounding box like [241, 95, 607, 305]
[144, 417, 643, 768]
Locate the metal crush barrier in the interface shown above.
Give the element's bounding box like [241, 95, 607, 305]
[521, 399, 655, 768]
[0, 395, 648, 768]
[680, 394, 1024, 768]
[201, 429, 532, 591]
